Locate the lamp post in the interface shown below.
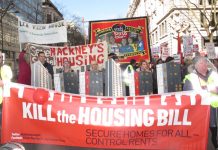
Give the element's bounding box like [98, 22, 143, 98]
[0, 1, 15, 52]
[35, 2, 43, 24]
[35, 3, 40, 24]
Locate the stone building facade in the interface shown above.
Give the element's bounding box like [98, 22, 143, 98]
[127, 0, 218, 59]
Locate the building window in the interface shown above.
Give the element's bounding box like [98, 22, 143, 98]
[210, 12, 218, 27]
[200, 12, 206, 27]
[161, 22, 164, 37]
[150, 35, 153, 45]
[199, 0, 203, 5]
[152, 33, 155, 44]
[155, 31, 158, 42]
[47, 14, 52, 23]
[159, 25, 162, 37]
[165, 20, 167, 34]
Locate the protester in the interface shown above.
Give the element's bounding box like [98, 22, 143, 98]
[108, 53, 116, 59]
[165, 56, 174, 63]
[0, 51, 13, 129]
[156, 58, 163, 64]
[127, 59, 137, 72]
[90, 61, 99, 71]
[181, 58, 193, 80]
[62, 60, 72, 73]
[17, 43, 31, 85]
[0, 51, 12, 96]
[37, 51, 54, 79]
[183, 56, 218, 149]
[123, 59, 137, 96]
[112, 55, 119, 63]
[136, 60, 151, 72]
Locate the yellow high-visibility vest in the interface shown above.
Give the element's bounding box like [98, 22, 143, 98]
[123, 65, 134, 86]
[184, 71, 218, 107]
[0, 65, 12, 104]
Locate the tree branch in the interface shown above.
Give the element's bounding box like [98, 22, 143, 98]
[186, 0, 210, 22]
[212, 0, 217, 28]
[184, 0, 210, 30]
[174, 4, 205, 39]
[211, 23, 218, 32]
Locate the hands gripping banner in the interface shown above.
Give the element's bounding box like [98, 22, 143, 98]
[2, 83, 210, 149]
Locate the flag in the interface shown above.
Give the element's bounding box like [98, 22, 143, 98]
[82, 17, 86, 45]
[177, 32, 183, 64]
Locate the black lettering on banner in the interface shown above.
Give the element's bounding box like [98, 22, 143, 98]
[84, 129, 189, 146]
[129, 138, 157, 146]
[86, 129, 92, 136]
[175, 130, 190, 138]
[123, 51, 146, 57]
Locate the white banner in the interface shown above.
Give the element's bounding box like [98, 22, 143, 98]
[205, 42, 216, 59]
[18, 19, 67, 44]
[183, 36, 193, 54]
[27, 42, 108, 71]
[173, 54, 181, 63]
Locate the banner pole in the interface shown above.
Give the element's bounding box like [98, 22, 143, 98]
[82, 17, 86, 45]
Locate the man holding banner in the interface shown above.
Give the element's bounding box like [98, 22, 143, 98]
[37, 51, 54, 79]
[183, 56, 218, 149]
[17, 43, 31, 85]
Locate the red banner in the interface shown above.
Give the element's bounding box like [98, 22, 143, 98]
[89, 17, 151, 63]
[2, 84, 210, 149]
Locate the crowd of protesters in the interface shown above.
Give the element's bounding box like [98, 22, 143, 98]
[14, 47, 218, 96]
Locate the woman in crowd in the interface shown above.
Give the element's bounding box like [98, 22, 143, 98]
[62, 60, 72, 73]
[136, 60, 151, 72]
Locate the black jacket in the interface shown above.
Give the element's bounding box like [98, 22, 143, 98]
[43, 62, 54, 79]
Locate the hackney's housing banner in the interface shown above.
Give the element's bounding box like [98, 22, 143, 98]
[26, 42, 108, 71]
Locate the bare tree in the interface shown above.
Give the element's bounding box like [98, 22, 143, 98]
[52, 1, 86, 46]
[67, 15, 86, 46]
[178, 0, 218, 42]
[67, 23, 85, 46]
